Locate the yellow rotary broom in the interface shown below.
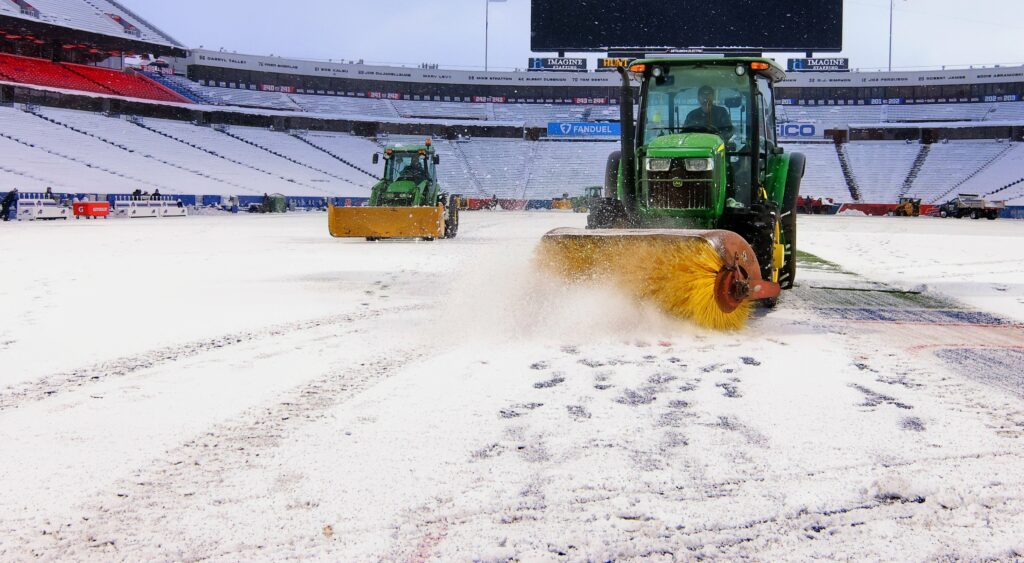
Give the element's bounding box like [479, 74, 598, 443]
[537, 229, 780, 331]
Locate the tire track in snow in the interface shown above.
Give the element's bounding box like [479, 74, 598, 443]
[10, 343, 431, 560]
[0, 304, 421, 411]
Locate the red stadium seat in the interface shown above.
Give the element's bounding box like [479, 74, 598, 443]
[63, 63, 189, 103]
[0, 53, 189, 104]
[0, 53, 108, 94]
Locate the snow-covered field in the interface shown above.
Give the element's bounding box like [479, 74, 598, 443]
[1, 212, 1023, 561]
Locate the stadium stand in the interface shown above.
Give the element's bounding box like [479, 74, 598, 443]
[291, 94, 398, 119]
[6, 0, 181, 46]
[906, 140, 1012, 202]
[782, 143, 852, 202]
[0, 53, 188, 102]
[525, 141, 614, 199]
[956, 143, 1024, 203]
[63, 62, 187, 102]
[226, 127, 378, 187]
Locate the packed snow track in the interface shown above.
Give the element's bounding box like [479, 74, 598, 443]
[1, 213, 1023, 561]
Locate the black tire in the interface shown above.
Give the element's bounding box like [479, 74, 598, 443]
[587, 197, 629, 229]
[761, 297, 779, 309]
[604, 151, 622, 199]
[972, 210, 981, 220]
[988, 212, 998, 220]
[778, 152, 804, 291]
[939, 210, 948, 218]
[444, 206, 459, 239]
[366, 237, 379, 242]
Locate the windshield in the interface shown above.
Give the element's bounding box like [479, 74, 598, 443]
[385, 153, 430, 183]
[642, 66, 750, 146]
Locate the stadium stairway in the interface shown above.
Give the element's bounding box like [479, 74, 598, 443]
[442, 140, 484, 196]
[899, 144, 931, 198]
[28, 109, 248, 193]
[217, 128, 366, 188]
[141, 72, 213, 104]
[289, 133, 379, 179]
[0, 108, 167, 192]
[835, 143, 862, 201]
[129, 120, 327, 194]
[932, 142, 1018, 203]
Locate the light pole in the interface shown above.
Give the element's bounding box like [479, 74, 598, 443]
[485, 0, 506, 72]
[888, 0, 894, 71]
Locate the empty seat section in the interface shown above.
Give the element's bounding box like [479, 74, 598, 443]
[781, 143, 852, 203]
[525, 142, 614, 199]
[227, 128, 377, 188]
[63, 63, 188, 102]
[845, 141, 919, 203]
[957, 143, 1024, 199]
[0, 53, 110, 93]
[907, 141, 1009, 202]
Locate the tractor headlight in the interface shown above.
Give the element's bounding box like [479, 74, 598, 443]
[684, 158, 715, 173]
[646, 158, 672, 172]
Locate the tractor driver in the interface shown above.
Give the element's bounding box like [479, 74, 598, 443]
[684, 85, 734, 140]
[399, 156, 429, 183]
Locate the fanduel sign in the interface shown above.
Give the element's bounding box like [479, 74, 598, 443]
[787, 58, 850, 72]
[528, 57, 588, 72]
[547, 122, 621, 137]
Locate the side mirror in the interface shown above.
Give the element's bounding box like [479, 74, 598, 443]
[372, 153, 379, 164]
[433, 155, 440, 165]
[773, 146, 784, 155]
[724, 96, 743, 109]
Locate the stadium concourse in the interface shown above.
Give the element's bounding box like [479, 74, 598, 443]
[2, 2, 1024, 208]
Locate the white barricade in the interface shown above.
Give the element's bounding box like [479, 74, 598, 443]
[16, 195, 70, 221]
[111, 197, 188, 218]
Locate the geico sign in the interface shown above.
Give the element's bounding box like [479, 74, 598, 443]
[778, 124, 817, 138]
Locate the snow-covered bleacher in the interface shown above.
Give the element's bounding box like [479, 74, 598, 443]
[782, 143, 852, 203]
[393, 100, 489, 121]
[228, 128, 378, 188]
[525, 141, 614, 199]
[188, 85, 301, 111]
[956, 143, 1024, 202]
[779, 105, 884, 128]
[887, 104, 994, 123]
[906, 140, 1010, 202]
[0, 105, 374, 197]
[290, 94, 398, 119]
[492, 104, 586, 127]
[845, 141, 921, 203]
[455, 138, 531, 198]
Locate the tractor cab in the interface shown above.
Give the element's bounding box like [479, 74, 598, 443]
[372, 143, 441, 207]
[627, 58, 788, 227]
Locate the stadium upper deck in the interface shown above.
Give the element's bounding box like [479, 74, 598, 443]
[0, 0, 182, 49]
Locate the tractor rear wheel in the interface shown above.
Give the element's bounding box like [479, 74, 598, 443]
[777, 152, 804, 291]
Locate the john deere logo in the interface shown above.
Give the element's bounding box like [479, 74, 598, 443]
[673, 178, 684, 188]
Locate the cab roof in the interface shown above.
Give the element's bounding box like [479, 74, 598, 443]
[386, 144, 433, 153]
[633, 56, 786, 82]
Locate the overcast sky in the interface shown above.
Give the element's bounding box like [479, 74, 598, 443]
[122, 0, 1024, 72]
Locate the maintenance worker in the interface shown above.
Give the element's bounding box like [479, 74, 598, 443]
[1, 188, 18, 221]
[685, 85, 735, 139]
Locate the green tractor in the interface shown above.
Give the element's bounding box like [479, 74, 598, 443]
[541, 58, 805, 328]
[328, 139, 459, 241]
[571, 186, 604, 213]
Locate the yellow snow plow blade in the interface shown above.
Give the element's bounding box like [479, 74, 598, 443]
[328, 205, 445, 239]
[537, 228, 781, 331]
